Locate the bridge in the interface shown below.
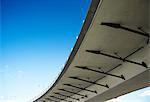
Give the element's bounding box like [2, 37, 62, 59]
[34, 0, 150, 102]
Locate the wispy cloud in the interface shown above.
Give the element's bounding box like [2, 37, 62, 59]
[17, 70, 24, 74]
[0, 96, 4, 99]
[17, 70, 24, 73]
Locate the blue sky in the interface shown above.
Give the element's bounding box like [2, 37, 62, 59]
[1, 0, 91, 101]
[0, 0, 150, 102]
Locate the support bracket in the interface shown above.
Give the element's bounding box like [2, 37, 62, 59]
[64, 84, 97, 94]
[75, 66, 125, 80]
[86, 49, 147, 68]
[54, 92, 80, 101]
[59, 89, 88, 98]
[69, 76, 109, 88]
[49, 96, 72, 102]
[101, 22, 149, 44]
[45, 98, 59, 102]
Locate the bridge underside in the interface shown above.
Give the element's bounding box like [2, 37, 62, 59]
[86, 70, 149, 102]
[34, 0, 150, 102]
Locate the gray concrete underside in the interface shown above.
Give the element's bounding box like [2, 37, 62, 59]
[34, 0, 150, 102]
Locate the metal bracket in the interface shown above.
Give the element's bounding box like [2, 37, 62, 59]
[49, 96, 72, 102]
[101, 22, 150, 44]
[69, 77, 109, 88]
[54, 93, 79, 101]
[45, 98, 59, 102]
[64, 84, 97, 94]
[59, 89, 88, 98]
[75, 66, 125, 80]
[86, 49, 147, 68]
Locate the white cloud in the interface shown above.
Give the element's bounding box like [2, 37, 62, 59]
[82, 20, 85, 23]
[17, 70, 24, 73]
[140, 89, 150, 97]
[0, 96, 4, 99]
[76, 36, 78, 39]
